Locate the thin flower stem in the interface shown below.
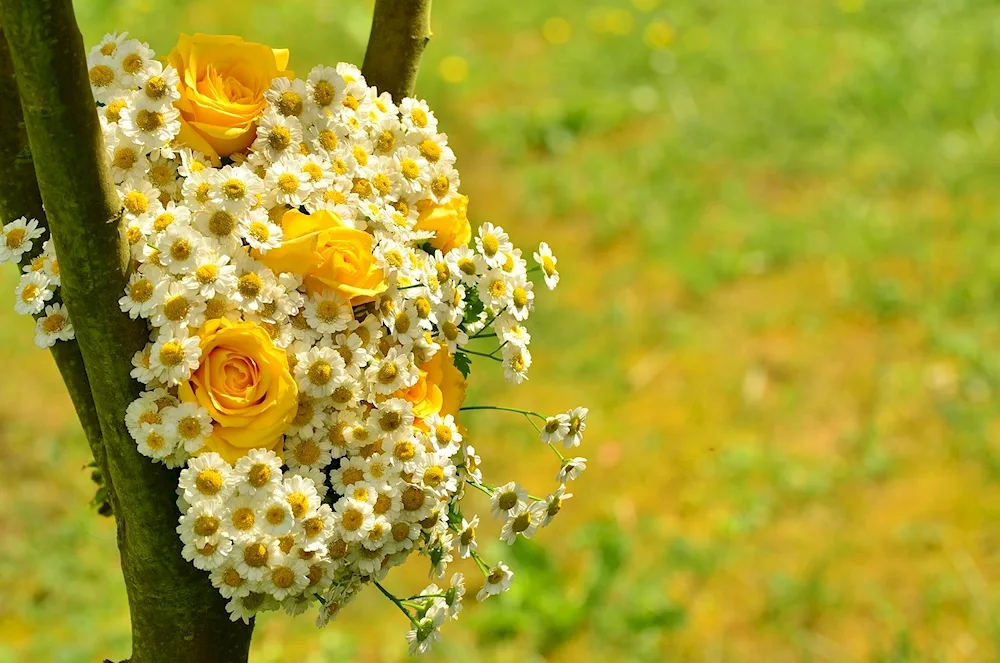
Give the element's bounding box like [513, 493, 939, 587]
[489, 340, 509, 358]
[470, 550, 492, 574]
[547, 442, 567, 462]
[462, 349, 502, 362]
[466, 479, 495, 497]
[460, 405, 548, 421]
[374, 580, 419, 627]
[470, 312, 499, 338]
[403, 593, 449, 602]
[397, 283, 424, 290]
[469, 332, 498, 339]
[522, 412, 541, 434]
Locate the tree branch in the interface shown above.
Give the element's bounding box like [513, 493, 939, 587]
[0, 23, 108, 493]
[0, 2, 252, 661]
[362, 0, 433, 99]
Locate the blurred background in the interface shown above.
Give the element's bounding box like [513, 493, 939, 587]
[3, 0, 1000, 660]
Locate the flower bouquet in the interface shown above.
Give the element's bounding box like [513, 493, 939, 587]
[0, 30, 588, 654]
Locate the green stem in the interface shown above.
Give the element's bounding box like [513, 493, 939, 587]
[461, 349, 502, 362]
[375, 580, 420, 626]
[460, 405, 548, 420]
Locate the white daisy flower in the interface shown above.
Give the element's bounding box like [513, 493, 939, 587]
[564, 406, 588, 448]
[456, 516, 478, 558]
[500, 501, 547, 544]
[239, 209, 283, 253]
[364, 347, 417, 395]
[183, 535, 234, 572]
[178, 452, 235, 505]
[162, 402, 213, 453]
[303, 291, 353, 334]
[490, 481, 527, 520]
[533, 241, 560, 289]
[259, 498, 295, 537]
[476, 562, 514, 602]
[540, 414, 570, 446]
[294, 346, 345, 398]
[184, 252, 237, 300]
[501, 342, 531, 384]
[208, 164, 263, 215]
[13, 271, 54, 316]
[556, 457, 587, 483]
[0, 216, 44, 265]
[278, 474, 322, 520]
[34, 303, 75, 348]
[264, 554, 310, 601]
[253, 110, 303, 163]
[541, 485, 573, 526]
[177, 500, 227, 547]
[475, 222, 512, 268]
[135, 422, 176, 460]
[149, 333, 201, 385]
[333, 497, 374, 542]
[233, 448, 283, 497]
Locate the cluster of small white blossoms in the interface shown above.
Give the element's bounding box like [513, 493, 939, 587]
[0, 219, 75, 348]
[74, 32, 590, 654]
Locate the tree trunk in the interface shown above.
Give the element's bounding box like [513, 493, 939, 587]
[0, 0, 432, 659]
[0, 1, 253, 661]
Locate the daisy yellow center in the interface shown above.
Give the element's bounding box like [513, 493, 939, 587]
[510, 352, 526, 372]
[268, 126, 291, 150]
[410, 107, 428, 127]
[303, 516, 324, 538]
[100, 42, 117, 56]
[328, 539, 349, 559]
[307, 360, 333, 385]
[113, 147, 137, 170]
[351, 145, 368, 166]
[431, 176, 450, 198]
[286, 493, 310, 519]
[248, 221, 270, 243]
[380, 411, 403, 433]
[222, 179, 246, 200]
[302, 162, 324, 182]
[248, 463, 271, 488]
[324, 189, 347, 205]
[401, 486, 425, 511]
[341, 507, 364, 531]
[195, 264, 218, 283]
[548, 497, 563, 517]
[177, 416, 202, 440]
[195, 182, 212, 204]
[145, 76, 167, 100]
[542, 255, 556, 275]
[194, 515, 220, 537]
[123, 191, 148, 216]
[126, 226, 143, 245]
[512, 287, 528, 308]
[342, 466, 365, 485]
[391, 522, 411, 542]
[351, 177, 372, 197]
[394, 312, 411, 334]
[195, 469, 223, 495]
[481, 233, 499, 257]
[376, 130, 396, 153]
[163, 295, 190, 321]
[372, 173, 391, 196]
[197, 542, 218, 556]
[342, 94, 360, 110]
[497, 491, 518, 511]
[121, 53, 143, 74]
[170, 239, 192, 262]
[489, 278, 507, 300]
[374, 493, 392, 515]
[423, 466, 445, 487]
[441, 321, 459, 342]
[243, 542, 269, 567]
[209, 210, 236, 236]
[277, 90, 304, 117]
[89, 64, 114, 87]
[105, 99, 127, 122]
[393, 439, 415, 460]
[40, 313, 66, 334]
[294, 440, 321, 465]
[223, 568, 244, 587]
[418, 139, 441, 162]
[414, 297, 431, 319]
[135, 109, 163, 132]
[316, 299, 343, 322]
[20, 283, 39, 303]
[153, 213, 175, 232]
[158, 340, 185, 366]
[313, 80, 336, 106]
[457, 258, 476, 275]
[460, 526, 475, 546]
[318, 129, 338, 151]
[272, 566, 296, 589]
[488, 568, 504, 584]
[400, 159, 419, 180]
[544, 419, 562, 434]
[332, 385, 353, 404]
[265, 504, 288, 526]
[144, 431, 165, 450]
[512, 511, 532, 533]
[139, 411, 161, 426]
[204, 298, 226, 319]
[434, 424, 453, 445]
[377, 362, 398, 384]
[238, 272, 262, 298]
[277, 173, 300, 194]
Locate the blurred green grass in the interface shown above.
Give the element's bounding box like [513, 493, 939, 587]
[3, 0, 1000, 660]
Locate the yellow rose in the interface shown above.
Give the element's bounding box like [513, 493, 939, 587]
[256, 209, 387, 304]
[414, 196, 472, 254]
[178, 318, 298, 463]
[399, 349, 467, 422]
[168, 33, 291, 165]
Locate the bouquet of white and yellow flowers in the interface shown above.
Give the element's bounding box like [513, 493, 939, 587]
[1, 31, 587, 654]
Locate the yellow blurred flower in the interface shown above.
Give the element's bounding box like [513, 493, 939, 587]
[256, 209, 387, 304]
[178, 318, 298, 463]
[414, 195, 472, 255]
[168, 33, 291, 165]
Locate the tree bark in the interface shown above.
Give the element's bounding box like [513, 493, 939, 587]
[0, 23, 106, 478]
[0, 2, 253, 661]
[362, 0, 433, 99]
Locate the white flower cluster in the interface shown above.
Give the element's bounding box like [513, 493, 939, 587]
[0, 218, 75, 348]
[4, 31, 597, 654]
